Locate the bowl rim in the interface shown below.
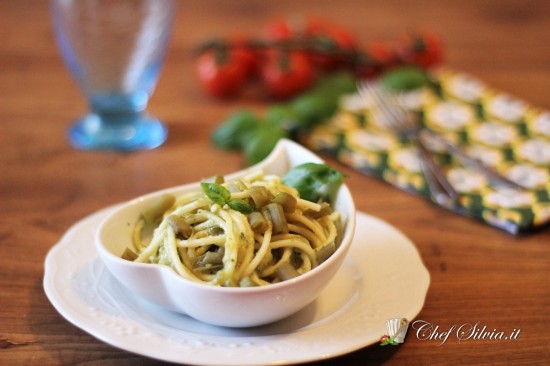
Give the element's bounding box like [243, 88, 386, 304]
[95, 139, 357, 294]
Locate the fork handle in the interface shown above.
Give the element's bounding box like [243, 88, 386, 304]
[420, 130, 525, 190]
[416, 139, 461, 208]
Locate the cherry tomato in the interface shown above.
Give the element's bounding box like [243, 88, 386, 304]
[262, 18, 295, 41]
[354, 42, 399, 79]
[397, 31, 442, 69]
[196, 48, 249, 98]
[304, 19, 357, 70]
[368, 42, 399, 68]
[353, 52, 379, 79]
[380, 335, 390, 343]
[260, 50, 316, 99]
[231, 34, 262, 78]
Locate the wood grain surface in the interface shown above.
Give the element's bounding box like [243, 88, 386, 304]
[1, 0, 549, 365]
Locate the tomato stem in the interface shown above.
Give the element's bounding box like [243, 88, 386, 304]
[195, 30, 437, 78]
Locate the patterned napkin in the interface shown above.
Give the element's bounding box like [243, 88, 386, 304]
[304, 68, 550, 234]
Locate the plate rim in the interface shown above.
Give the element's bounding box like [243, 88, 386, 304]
[44, 207, 430, 365]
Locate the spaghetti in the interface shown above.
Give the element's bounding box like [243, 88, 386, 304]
[126, 170, 342, 287]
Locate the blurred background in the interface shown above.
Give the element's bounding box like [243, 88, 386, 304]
[1, 1, 549, 242]
[3, 0, 548, 141]
[1, 1, 549, 364]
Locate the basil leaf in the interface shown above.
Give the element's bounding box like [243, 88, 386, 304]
[380, 66, 430, 92]
[282, 163, 346, 202]
[290, 72, 356, 130]
[244, 123, 288, 166]
[211, 110, 261, 150]
[227, 199, 254, 215]
[201, 182, 231, 206]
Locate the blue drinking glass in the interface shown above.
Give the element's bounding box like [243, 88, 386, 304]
[51, 0, 177, 151]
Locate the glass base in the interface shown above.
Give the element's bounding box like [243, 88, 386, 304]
[68, 113, 167, 151]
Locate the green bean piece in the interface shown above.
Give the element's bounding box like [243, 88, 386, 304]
[276, 261, 300, 280]
[250, 186, 272, 208]
[197, 248, 224, 267]
[142, 194, 176, 224]
[272, 192, 297, 213]
[121, 247, 138, 261]
[305, 202, 332, 218]
[167, 214, 193, 238]
[248, 211, 268, 233]
[208, 226, 225, 236]
[266, 203, 288, 234]
[227, 180, 245, 193]
[316, 241, 336, 263]
[194, 264, 224, 274]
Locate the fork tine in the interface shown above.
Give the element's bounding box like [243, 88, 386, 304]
[358, 79, 460, 207]
[359, 81, 413, 133]
[357, 79, 526, 193]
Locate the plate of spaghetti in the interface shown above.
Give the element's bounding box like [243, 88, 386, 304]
[95, 139, 356, 327]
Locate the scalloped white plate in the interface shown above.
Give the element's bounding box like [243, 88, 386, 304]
[44, 207, 430, 365]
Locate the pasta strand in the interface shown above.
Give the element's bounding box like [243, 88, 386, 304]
[130, 170, 341, 287]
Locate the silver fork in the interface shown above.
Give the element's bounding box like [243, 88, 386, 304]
[358, 81, 525, 208]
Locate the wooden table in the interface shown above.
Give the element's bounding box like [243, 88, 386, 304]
[2, 0, 549, 365]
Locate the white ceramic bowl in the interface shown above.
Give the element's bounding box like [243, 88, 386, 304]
[95, 139, 356, 327]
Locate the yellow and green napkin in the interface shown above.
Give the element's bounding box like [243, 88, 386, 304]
[305, 68, 550, 234]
